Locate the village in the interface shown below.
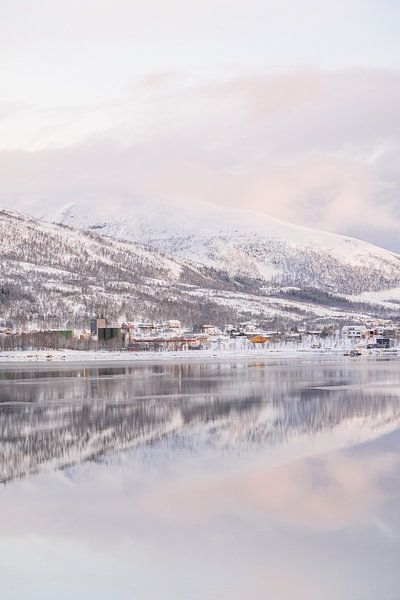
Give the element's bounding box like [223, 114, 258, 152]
[1, 315, 400, 359]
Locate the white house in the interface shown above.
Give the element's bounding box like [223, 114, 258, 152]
[341, 325, 367, 339]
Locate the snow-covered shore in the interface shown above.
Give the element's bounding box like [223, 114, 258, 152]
[0, 344, 366, 365]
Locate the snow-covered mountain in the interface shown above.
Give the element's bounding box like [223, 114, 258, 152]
[0, 209, 240, 328]
[1, 207, 400, 329]
[38, 195, 400, 295]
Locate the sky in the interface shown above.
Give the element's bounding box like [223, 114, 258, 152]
[0, 0, 400, 249]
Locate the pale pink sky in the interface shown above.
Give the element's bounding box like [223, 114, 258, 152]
[0, 0, 399, 249]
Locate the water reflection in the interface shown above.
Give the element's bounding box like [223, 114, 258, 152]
[1, 360, 400, 483]
[1, 359, 400, 599]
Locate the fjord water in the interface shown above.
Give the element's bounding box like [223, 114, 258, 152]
[0, 359, 399, 599]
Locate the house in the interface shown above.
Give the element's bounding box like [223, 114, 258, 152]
[167, 320, 182, 331]
[199, 324, 222, 336]
[137, 322, 157, 334]
[341, 325, 367, 339]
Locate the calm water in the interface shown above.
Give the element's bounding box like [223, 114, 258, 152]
[0, 358, 399, 599]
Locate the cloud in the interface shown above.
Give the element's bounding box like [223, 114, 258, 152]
[2, 447, 396, 542]
[138, 451, 399, 531]
[0, 68, 399, 249]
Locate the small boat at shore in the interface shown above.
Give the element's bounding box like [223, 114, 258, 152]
[344, 350, 362, 357]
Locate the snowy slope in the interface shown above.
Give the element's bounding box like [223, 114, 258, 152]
[0, 208, 398, 329]
[36, 195, 400, 294]
[0, 209, 230, 327]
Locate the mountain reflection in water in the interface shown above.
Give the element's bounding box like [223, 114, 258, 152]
[1, 360, 400, 483]
[1, 359, 400, 600]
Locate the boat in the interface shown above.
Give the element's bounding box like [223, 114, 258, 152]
[344, 350, 362, 357]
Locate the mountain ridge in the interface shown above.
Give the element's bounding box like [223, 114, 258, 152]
[44, 196, 400, 295]
[1, 206, 400, 329]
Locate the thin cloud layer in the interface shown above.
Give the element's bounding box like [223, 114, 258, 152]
[0, 68, 399, 249]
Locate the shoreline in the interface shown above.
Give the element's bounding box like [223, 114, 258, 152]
[0, 347, 397, 369]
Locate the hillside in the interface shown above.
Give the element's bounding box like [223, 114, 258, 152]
[0, 208, 399, 329]
[0, 209, 237, 328]
[48, 196, 400, 295]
